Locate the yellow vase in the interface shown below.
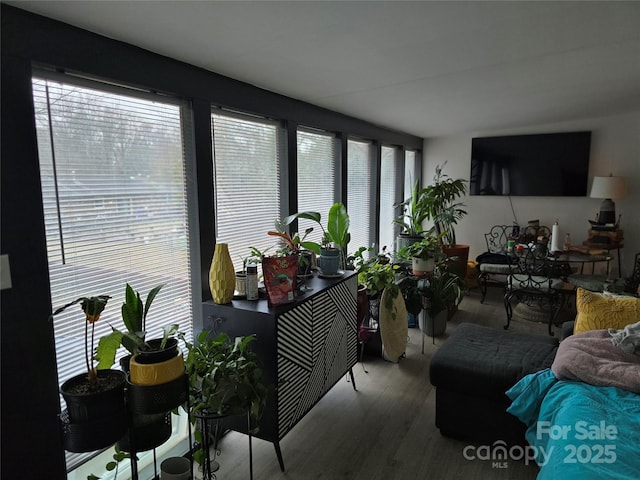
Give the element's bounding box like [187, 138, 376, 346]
[209, 243, 236, 304]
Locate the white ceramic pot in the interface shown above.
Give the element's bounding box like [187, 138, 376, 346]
[412, 257, 435, 277]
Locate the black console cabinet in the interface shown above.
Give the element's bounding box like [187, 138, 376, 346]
[201, 270, 358, 470]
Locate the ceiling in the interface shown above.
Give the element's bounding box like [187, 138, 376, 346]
[6, 1, 640, 138]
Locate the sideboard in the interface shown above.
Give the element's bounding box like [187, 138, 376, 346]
[201, 270, 358, 471]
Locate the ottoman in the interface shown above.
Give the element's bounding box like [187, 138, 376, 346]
[429, 323, 558, 446]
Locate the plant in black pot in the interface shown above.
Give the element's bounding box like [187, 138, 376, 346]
[181, 331, 269, 470]
[52, 294, 128, 452]
[394, 179, 430, 253]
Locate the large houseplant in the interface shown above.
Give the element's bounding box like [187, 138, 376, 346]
[393, 179, 430, 252]
[419, 264, 464, 336]
[420, 164, 469, 278]
[181, 331, 268, 467]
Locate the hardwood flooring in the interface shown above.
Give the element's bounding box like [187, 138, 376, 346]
[209, 288, 560, 480]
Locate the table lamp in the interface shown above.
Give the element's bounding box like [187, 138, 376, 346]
[590, 175, 626, 225]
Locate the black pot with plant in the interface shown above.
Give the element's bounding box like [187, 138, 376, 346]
[53, 294, 128, 452]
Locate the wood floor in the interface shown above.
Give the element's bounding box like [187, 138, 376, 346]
[209, 288, 560, 480]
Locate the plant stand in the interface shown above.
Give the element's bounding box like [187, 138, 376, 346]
[192, 411, 254, 480]
[124, 374, 191, 480]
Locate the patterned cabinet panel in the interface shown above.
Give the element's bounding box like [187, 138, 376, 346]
[277, 275, 357, 439]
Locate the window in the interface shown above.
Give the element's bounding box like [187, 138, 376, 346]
[404, 150, 418, 199]
[296, 128, 338, 244]
[212, 111, 283, 270]
[347, 139, 374, 253]
[379, 146, 401, 253]
[33, 75, 195, 471]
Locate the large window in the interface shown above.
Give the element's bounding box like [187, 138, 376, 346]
[347, 139, 374, 253]
[296, 128, 338, 244]
[33, 75, 195, 472]
[379, 146, 401, 252]
[212, 111, 283, 270]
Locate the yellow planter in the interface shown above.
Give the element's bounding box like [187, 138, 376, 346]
[130, 352, 185, 386]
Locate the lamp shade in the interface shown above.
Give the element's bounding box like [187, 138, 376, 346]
[590, 176, 627, 200]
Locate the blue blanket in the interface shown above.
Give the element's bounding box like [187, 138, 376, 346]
[507, 369, 640, 480]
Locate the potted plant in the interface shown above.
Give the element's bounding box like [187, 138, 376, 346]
[393, 178, 430, 252]
[397, 230, 444, 277]
[420, 164, 469, 278]
[282, 202, 350, 275]
[52, 294, 128, 452]
[418, 264, 464, 337]
[180, 331, 268, 468]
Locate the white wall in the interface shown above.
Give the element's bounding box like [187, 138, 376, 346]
[422, 111, 640, 277]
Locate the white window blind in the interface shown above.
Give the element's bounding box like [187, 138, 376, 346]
[32, 76, 194, 470]
[404, 150, 418, 199]
[347, 139, 373, 253]
[379, 146, 400, 252]
[296, 128, 338, 244]
[211, 112, 282, 270]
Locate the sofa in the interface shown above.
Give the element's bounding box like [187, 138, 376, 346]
[430, 289, 640, 478]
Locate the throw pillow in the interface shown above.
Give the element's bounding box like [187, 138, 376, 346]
[574, 287, 640, 334]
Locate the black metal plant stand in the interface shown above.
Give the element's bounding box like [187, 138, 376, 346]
[191, 411, 253, 480]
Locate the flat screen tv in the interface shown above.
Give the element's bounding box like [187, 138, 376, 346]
[470, 131, 591, 196]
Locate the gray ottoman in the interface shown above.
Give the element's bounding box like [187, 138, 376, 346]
[429, 323, 558, 446]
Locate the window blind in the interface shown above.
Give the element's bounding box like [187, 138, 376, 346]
[32, 76, 194, 470]
[379, 146, 400, 252]
[211, 112, 282, 270]
[347, 139, 373, 253]
[296, 128, 338, 244]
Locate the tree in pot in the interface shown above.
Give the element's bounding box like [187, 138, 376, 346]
[180, 331, 269, 471]
[282, 202, 350, 275]
[52, 294, 128, 452]
[420, 164, 469, 280]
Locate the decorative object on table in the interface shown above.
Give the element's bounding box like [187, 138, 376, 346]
[209, 242, 236, 304]
[589, 174, 626, 227]
[420, 163, 469, 279]
[379, 284, 408, 363]
[282, 202, 350, 273]
[262, 255, 298, 306]
[52, 294, 128, 452]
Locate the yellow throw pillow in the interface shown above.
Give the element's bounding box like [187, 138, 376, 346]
[574, 288, 640, 334]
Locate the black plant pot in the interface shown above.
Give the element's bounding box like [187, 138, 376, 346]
[136, 337, 179, 364]
[60, 369, 127, 423]
[117, 412, 172, 453]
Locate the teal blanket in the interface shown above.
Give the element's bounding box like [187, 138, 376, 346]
[507, 369, 640, 480]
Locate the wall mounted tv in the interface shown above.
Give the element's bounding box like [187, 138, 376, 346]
[470, 131, 591, 196]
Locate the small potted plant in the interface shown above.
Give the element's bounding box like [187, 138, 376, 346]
[283, 202, 350, 275]
[397, 231, 444, 277]
[52, 294, 128, 452]
[419, 263, 464, 337]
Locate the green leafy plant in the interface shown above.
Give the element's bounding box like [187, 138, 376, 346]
[397, 231, 444, 261]
[420, 164, 468, 247]
[419, 263, 464, 317]
[51, 294, 111, 384]
[394, 178, 430, 237]
[283, 202, 350, 267]
[180, 331, 269, 466]
[87, 445, 133, 480]
[95, 283, 164, 369]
